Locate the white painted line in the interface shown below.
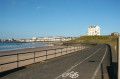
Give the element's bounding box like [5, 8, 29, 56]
[91, 45, 107, 79]
[62, 71, 79, 78]
[54, 47, 103, 79]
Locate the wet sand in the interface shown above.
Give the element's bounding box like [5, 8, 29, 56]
[0, 45, 66, 56]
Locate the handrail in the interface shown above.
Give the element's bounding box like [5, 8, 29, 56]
[0, 45, 87, 72]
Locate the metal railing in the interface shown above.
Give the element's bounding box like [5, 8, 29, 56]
[0, 45, 87, 72]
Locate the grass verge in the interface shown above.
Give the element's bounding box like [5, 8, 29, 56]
[64, 36, 118, 53]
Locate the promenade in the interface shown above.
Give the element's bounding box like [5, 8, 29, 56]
[0, 44, 111, 79]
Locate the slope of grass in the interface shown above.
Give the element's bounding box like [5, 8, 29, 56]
[66, 36, 118, 53]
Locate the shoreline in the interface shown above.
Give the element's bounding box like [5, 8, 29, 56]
[0, 42, 63, 54]
[0, 42, 63, 52]
[0, 45, 66, 56]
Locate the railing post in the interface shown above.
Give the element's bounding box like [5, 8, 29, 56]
[76, 46, 77, 51]
[66, 47, 67, 54]
[71, 46, 73, 52]
[17, 53, 19, 68]
[74, 46, 75, 52]
[70, 47, 71, 53]
[77, 46, 78, 51]
[78, 46, 79, 50]
[46, 50, 47, 60]
[55, 49, 56, 57]
[61, 48, 62, 56]
[118, 36, 120, 79]
[34, 52, 35, 63]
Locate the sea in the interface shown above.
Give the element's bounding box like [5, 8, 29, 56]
[0, 43, 53, 52]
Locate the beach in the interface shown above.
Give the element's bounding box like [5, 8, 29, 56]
[0, 44, 79, 72]
[0, 42, 88, 73]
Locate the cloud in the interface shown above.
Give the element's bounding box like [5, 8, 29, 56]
[36, 6, 43, 9]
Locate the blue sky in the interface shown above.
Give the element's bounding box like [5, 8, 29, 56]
[0, 0, 120, 39]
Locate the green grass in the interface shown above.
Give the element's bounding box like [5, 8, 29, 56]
[65, 36, 118, 53]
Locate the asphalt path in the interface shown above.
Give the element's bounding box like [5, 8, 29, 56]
[1, 44, 110, 79]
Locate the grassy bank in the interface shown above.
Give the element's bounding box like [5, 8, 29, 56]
[65, 36, 118, 53]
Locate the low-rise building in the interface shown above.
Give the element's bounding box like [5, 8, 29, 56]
[16, 37, 73, 42]
[8, 38, 15, 42]
[36, 37, 72, 42]
[111, 32, 119, 36]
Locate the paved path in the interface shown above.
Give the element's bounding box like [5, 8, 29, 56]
[1, 44, 110, 79]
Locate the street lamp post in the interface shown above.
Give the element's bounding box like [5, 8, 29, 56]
[118, 36, 120, 79]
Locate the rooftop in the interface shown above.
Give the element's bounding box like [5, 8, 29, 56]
[89, 25, 99, 28]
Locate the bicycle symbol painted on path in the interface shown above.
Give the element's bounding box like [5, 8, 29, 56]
[62, 71, 79, 78]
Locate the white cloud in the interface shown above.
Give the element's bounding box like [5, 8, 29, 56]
[36, 6, 43, 9]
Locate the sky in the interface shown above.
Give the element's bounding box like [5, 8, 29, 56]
[0, 0, 120, 39]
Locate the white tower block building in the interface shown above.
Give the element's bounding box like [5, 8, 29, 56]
[87, 25, 100, 36]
